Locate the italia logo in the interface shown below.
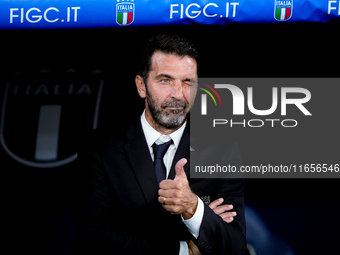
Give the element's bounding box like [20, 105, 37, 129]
[116, 0, 135, 26]
[274, 0, 293, 21]
[0, 71, 104, 168]
[198, 83, 222, 115]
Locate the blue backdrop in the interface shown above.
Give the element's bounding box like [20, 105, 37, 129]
[0, 0, 339, 29]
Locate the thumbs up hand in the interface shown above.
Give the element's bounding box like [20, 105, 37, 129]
[174, 158, 188, 181]
[158, 158, 198, 220]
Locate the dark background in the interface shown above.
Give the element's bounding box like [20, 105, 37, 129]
[1, 22, 339, 254]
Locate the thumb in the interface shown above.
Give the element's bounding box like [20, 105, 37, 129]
[175, 158, 187, 180]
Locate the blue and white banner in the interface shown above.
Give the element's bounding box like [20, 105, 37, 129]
[0, 0, 339, 29]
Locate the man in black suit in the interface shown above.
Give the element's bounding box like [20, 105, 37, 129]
[73, 34, 246, 255]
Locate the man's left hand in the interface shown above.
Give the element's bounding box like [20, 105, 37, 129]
[158, 158, 198, 220]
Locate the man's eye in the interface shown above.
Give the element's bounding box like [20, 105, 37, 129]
[160, 79, 169, 83]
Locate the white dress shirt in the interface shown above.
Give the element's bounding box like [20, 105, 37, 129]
[140, 110, 204, 255]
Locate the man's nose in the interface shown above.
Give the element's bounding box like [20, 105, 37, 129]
[171, 80, 184, 99]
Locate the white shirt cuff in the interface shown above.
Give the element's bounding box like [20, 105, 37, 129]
[179, 241, 189, 255]
[181, 196, 204, 239]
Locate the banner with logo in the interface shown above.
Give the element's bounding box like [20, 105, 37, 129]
[0, 0, 339, 29]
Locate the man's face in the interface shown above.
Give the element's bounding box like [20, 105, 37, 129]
[136, 51, 198, 131]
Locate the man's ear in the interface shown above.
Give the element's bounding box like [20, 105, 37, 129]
[135, 75, 147, 98]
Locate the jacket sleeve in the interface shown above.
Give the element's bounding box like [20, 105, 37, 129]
[72, 142, 179, 255]
[194, 142, 247, 255]
[196, 178, 246, 255]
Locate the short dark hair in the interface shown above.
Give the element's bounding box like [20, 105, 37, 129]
[140, 33, 198, 83]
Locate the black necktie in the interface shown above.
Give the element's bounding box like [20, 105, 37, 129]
[152, 139, 172, 184]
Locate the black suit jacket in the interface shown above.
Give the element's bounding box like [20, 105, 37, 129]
[73, 119, 246, 255]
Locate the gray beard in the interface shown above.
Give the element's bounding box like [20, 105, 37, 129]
[146, 93, 189, 129]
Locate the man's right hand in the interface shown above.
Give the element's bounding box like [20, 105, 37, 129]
[187, 239, 202, 255]
[209, 198, 236, 223]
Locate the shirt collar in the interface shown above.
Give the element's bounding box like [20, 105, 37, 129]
[140, 110, 186, 149]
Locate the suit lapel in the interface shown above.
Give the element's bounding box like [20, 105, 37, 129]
[168, 124, 191, 180]
[124, 121, 159, 205]
[167, 122, 202, 184]
[124, 119, 200, 203]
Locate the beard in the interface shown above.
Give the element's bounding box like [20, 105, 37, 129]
[146, 90, 190, 129]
